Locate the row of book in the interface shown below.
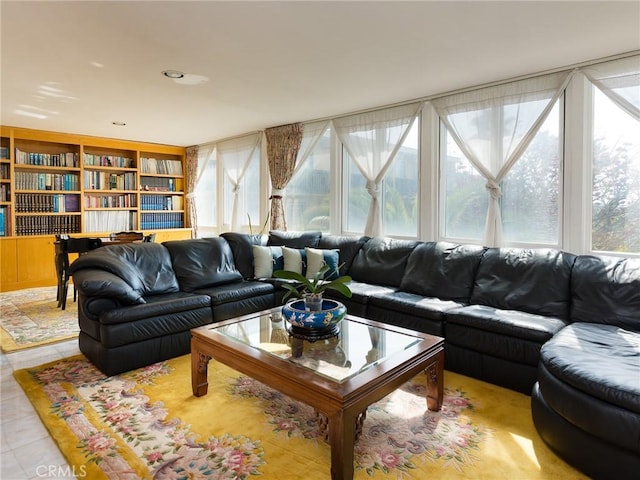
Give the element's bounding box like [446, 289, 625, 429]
[0, 184, 9, 202]
[84, 153, 134, 168]
[140, 212, 184, 230]
[15, 215, 80, 236]
[84, 171, 136, 191]
[15, 172, 80, 191]
[1, 163, 9, 179]
[0, 206, 10, 236]
[15, 148, 79, 167]
[140, 176, 176, 192]
[140, 194, 183, 211]
[83, 211, 136, 233]
[15, 194, 80, 213]
[140, 157, 182, 175]
[84, 193, 137, 208]
[0, 147, 9, 160]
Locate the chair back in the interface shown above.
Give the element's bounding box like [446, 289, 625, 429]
[109, 231, 144, 243]
[59, 237, 103, 254]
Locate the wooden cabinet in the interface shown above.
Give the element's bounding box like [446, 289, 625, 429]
[0, 126, 193, 291]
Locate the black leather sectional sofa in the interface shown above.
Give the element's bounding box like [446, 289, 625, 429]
[68, 230, 640, 479]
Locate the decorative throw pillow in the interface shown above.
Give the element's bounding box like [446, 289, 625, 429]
[282, 246, 307, 275]
[252, 245, 284, 278]
[305, 247, 340, 280]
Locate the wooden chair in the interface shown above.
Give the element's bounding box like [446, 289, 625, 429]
[54, 235, 103, 310]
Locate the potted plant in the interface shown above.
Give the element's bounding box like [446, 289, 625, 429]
[273, 264, 352, 311]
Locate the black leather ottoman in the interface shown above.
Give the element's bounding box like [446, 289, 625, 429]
[531, 322, 640, 479]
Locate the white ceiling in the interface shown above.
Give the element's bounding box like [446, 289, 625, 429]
[1, 1, 639, 147]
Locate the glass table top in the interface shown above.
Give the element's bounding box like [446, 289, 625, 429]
[211, 310, 423, 383]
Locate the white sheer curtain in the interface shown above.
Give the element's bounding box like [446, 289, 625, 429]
[293, 120, 330, 176]
[582, 55, 640, 122]
[217, 133, 261, 231]
[190, 144, 216, 237]
[333, 103, 421, 236]
[433, 71, 573, 246]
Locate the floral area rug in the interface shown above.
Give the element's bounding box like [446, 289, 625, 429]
[15, 354, 587, 479]
[0, 286, 78, 352]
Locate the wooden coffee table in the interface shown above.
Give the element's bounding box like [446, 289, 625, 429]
[191, 308, 444, 480]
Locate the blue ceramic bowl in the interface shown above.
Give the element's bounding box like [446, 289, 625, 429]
[282, 299, 347, 330]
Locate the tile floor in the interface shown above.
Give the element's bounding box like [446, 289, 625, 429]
[1, 339, 80, 480]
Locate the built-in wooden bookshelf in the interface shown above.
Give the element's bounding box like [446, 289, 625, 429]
[0, 135, 11, 237]
[0, 126, 192, 291]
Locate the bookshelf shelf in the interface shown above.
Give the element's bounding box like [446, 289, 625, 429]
[15, 211, 82, 216]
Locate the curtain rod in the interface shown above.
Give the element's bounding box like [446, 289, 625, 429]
[197, 49, 639, 147]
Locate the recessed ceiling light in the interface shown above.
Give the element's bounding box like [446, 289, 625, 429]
[112, 121, 126, 126]
[162, 70, 185, 79]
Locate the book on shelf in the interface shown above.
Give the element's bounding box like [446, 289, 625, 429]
[83, 153, 134, 168]
[15, 214, 79, 236]
[140, 157, 182, 175]
[83, 210, 136, 233]
[140, 211, 184, 230]
[0, 206, 6, 236]
[15, 171, 79, 191]
[140, 194, 183, 211]
[0, 183, 10, 202]
[0, 146, 9, 160]
[15, 148, 78, 167]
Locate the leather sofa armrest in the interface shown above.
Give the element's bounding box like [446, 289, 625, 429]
[72, 269, 144, 305]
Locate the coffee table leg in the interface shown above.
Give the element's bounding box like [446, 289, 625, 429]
[329, 411, 355, 480]
[426, 349, 444, 411]
[192, 349, 212, 397]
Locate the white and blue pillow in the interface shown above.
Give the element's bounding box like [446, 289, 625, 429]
[253, 245, 340, 280]
[305, 247, 340, 280]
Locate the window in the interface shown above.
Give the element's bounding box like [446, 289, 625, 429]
[218, 133, 262, 231]
[343, 117, 419, 236]
[285, 128, 331, 231]
[440, 132, 487, 241]
[222, 150, 260, 229]
[591, 88, 640, 253]
[501, 102, 562, 245]
[194, 151, 216, 229]
[440, 102, 562, 245]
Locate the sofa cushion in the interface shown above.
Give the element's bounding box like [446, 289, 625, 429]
[282, 246, 307, 274]
[349, 237, 419, 287]
[163, 238, 243, 292]
[98, 292, 212, 348]
[220, 232, 267, 279]
[252, 245, 284, 278]
[446, 304, 568, 343]
[571, 255, 640, 332]
[369, 290, 463, 322]
[470, 248, 576, 318]
[268, 230, 322, 248]
[317, 235, 369, 276]
[540, 323, 640, 413]
[445, 304, 567, 366]
[69, 242, 179, 299]
[305, 247, 340, 280]
[195, 280, 274, 306]
[400, 242, 485, 302]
